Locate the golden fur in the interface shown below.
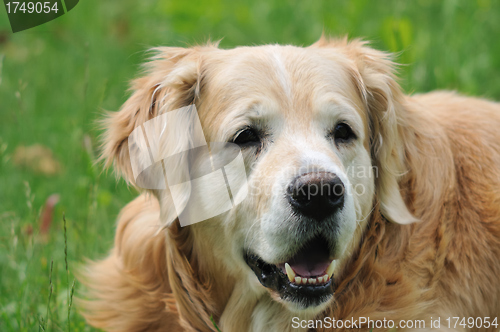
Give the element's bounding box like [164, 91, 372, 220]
[79, 37, 500, 331]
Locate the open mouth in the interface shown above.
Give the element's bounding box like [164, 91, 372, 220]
[245, 236, 335, 308]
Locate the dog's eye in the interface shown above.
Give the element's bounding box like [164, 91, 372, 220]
[233, 128, 261, 146]
[333, 123, 356, 143]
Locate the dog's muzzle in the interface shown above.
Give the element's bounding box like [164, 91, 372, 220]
[245, 236, 336, 308]
[286, 172, 345, 221]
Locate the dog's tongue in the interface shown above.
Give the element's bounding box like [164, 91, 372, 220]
[285, 237, 332, 277]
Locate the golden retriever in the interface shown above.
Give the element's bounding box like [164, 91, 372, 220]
[79, 37, 500, 331]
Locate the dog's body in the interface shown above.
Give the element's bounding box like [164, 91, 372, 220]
[81, 38, 500, 331]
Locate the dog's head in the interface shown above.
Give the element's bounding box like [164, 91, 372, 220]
[102, 37, 416, 315]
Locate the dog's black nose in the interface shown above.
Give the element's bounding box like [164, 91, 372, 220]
[287, 172, 345, 220]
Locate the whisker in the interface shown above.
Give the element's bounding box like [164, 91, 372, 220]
[356, 205, 376, 225]
[243, 218, 261, 255]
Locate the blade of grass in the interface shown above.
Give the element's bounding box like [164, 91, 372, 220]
[63, 213, 74, 332]
[68, 279, 76, 331]
[210, 315, 222, 332]
[64, 214, 69, 328]
[39, 260, 53, 331]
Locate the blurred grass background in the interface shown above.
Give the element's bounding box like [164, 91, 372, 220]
[0, 0, 499, 330]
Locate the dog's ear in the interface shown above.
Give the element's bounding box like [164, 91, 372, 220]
[100, 46, 205, 182]
[100, 45, 215, 226]
[348, 39, 417, 224]
[313, 37, 417, 224]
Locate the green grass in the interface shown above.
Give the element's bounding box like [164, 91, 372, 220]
[0, 0, 499, 330]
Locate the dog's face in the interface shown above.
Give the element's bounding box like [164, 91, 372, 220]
[197, 45, 376, 312]
[103, 38, 416, 315]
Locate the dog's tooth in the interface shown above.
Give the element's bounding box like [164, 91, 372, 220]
[295, 277, 301, 284]
[318, 276, 324, 283]
[285, 263, 295, 283]
[309, 278, 316, 284]
[326, 260, 335, 279]
[323, 274, 329, 281]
